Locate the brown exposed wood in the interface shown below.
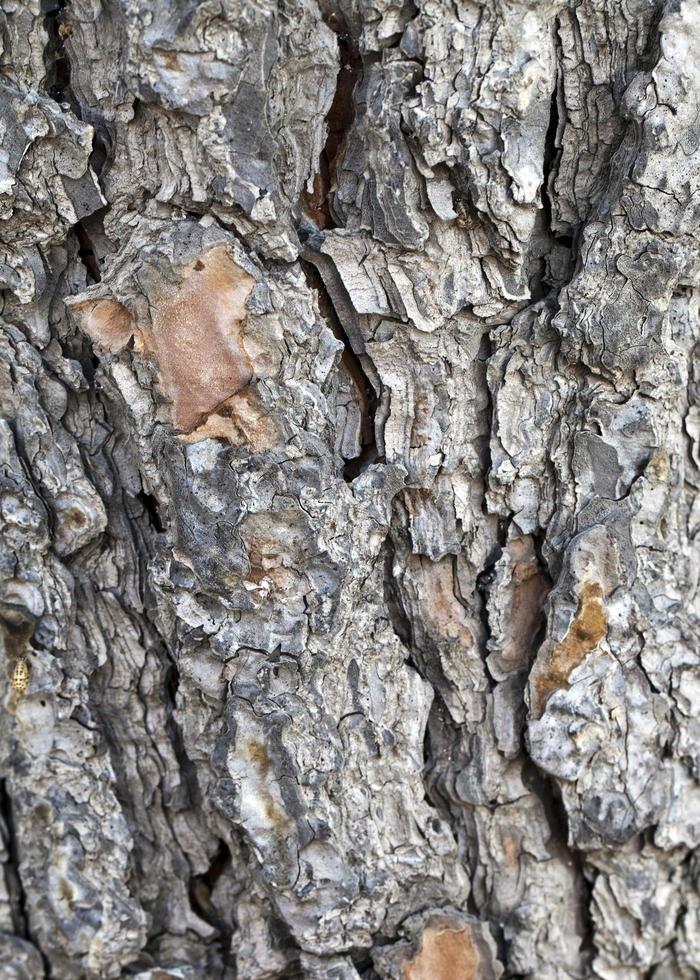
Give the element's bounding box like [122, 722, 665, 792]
[150, 247, 255, 432]
[180, 387, 280, 449]
[73, 298, 135, 352]
[404, 923, 479, 980]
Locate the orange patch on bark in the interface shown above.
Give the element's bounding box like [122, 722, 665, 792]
[74, 298, 136, 352]
[150, 246, 254, 432]
[405, 923, 479, 980]
[502, 833, 520, 867]
[180, 387, 279, 450]
[532, 580, 607, 717]
[246, 739, 272, 776]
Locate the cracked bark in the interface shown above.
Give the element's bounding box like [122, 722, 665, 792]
[1, 0, 699, 978]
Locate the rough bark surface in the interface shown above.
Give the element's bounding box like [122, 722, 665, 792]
[1, 0, 699, 977]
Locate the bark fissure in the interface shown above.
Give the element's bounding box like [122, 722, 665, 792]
[301, 10, 361, 230]
[188, 838, 234, 961]
[73, 218, 102, 284]
[42, 0, 75, 111]
[300, 258, 379, 480]
[0, 779, 28, 940]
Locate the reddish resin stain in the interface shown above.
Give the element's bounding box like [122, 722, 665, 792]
[404, 922, 479, 980]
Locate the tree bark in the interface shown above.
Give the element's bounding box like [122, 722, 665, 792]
[1, 0, 699, 977]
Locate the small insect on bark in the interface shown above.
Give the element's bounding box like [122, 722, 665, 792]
[11, 657, 30, 695]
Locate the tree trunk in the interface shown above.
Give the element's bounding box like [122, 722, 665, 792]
[1, 0, 699, 977]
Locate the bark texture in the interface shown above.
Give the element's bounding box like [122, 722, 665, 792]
[1, 0, 699, 977]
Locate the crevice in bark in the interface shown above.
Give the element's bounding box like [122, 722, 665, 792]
[381, 505, 472, 891]
[89, 132, 110, 183]
[421, 693, 462, 822]
[0, 780, 28, 939]
[270, 915, 305, 975]
[540, 62, 562, 239]
[300, 259, 378, 480]
[342, 435, 380, 482]
[475, 326, 504, 693]
[349, 948, 379, 976]
[531, 526, 558, 599]
[531, 28, 577, 302]
[300, 11, 361, 229]
[44, 0, 111, 258]
[136, 489, 164, 534]
[521, 761, 596, 970]
[73, 218, 102, 284]
[188, 839, 234, 960]
[159, 644, 202, 810]
[41, 0, 79, 115]
[0, 781, 51, 973]
[382, 536, 413, 651]
[474, 574, 499, 692]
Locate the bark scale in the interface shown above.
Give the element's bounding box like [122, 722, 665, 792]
[0, 0, 699, 978]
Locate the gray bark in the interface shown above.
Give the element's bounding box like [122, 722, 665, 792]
[0, 0, 699, 977]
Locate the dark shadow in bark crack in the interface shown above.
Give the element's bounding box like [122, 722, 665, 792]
[300, 9, 362, 229]
[0, 780, 29, 940]
[42, 0, 76, 112]
[136, 490, 165, 534]
[300, 259, 379, 481]
[73, 219, 103, 284]
[520, 760, 596, 971]
[188, 839, 235, 962]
